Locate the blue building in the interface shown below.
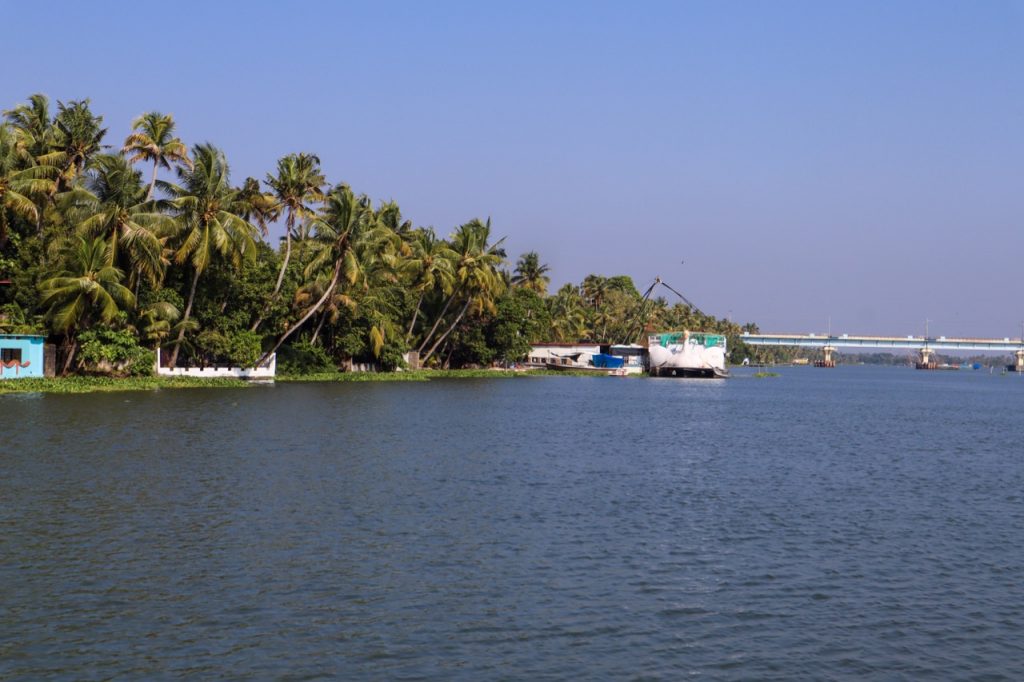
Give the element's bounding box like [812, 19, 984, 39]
[0, 335, 47, 379]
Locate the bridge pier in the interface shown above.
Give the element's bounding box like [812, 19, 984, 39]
[814, 345, 837, 368]
[1011, 349, 1024, 373]
[915, 347, 937, 370]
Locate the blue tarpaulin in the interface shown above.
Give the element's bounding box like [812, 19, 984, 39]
[592, 353, 625, 368]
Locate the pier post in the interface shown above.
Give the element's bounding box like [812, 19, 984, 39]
[815, 345, 837, 368]
[1015, 349, 1024, 372]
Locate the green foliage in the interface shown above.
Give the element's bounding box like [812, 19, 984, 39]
[277, 340, 336, 375]
[488, 287, 551, 361]
[448, 321, 495, 368]
[0, 302, 42, 334]
[77, 326, 154, 376]
[194, 329, 263, 367]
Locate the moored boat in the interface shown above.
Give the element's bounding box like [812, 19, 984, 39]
[648, 331, 729, 378]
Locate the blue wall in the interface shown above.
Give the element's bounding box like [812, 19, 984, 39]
[0, 335, 45, 379]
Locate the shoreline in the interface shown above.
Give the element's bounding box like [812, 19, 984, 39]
[0, 369, 606, 395]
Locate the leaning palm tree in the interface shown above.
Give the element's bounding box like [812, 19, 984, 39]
[418, 218, 506, 365]
[400, 228, 456, 341]
[38, 236, 136, 373]
[122, 111, 191, 199]
[294, 273, 355, 346]
[260, 183, 371, 364]
[162, 143, 258, 368]
[79, 154, 174, 289]
[511, 251, 550, 294]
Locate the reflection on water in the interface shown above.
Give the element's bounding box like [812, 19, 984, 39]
[2, 368, 1024, 679]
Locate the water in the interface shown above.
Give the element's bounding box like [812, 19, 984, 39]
[3, 367, 1024, 679]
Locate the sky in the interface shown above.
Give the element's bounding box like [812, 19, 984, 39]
[2, 0, 1022, 337]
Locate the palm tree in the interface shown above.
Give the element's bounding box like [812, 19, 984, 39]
[261, 184, 370, 363]
[264, 153, 325, 300]
[293, 274, 354, 346]
[79, 154, 173, 289]
[163, 143, 258, 368]
[134, 300, 183, 346]
[419, 218, 506, 365]
[512, 251, 550, 294]
[122, 111, 191, 199]
[235, 176, 279, 237]
[401, 228, 456, 341]
[582, 274, 609, 310]
[0, 123, 57, 247]
[3, 97, 61, 234]
[38, 236, 136, 373]
[3, 93, 54, 159]
[40, 99, 107, 194]
[376, 200, 414, 245]
[548, 283, 587, 342]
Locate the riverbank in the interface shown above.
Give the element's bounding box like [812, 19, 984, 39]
[0, 369, 598, 395]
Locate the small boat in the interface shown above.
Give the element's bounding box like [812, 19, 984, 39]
[544, 354, 629, 376]
[648, 331, 729, 378]
[531, 343, 644, 375]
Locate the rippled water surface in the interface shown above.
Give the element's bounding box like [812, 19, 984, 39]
[3, 367, 1024, 679]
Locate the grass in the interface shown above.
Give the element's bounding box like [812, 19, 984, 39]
[0, 375, 252, 395]
[276, 368, 602, 382]
[0, 368, 603, 394]
[753, 371, 780, 378]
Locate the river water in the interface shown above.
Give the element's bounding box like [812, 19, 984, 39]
[2, 367, 1024, 679]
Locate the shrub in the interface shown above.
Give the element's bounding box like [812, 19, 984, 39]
[194, 329, 263, 367]
[78, 327, 155, 377]
[277, 340, 336, 375]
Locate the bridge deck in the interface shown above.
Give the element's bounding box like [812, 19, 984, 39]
[741, 333, 1024, 352]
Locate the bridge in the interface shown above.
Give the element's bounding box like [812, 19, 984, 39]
[740, 332, 1024, 369]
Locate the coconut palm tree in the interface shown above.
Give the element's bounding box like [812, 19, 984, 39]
[376, 199, 414, 245]
[3, 93, 54, 159]
[162, 143, 258, 368]
[134, 300, 184, 346]
[548, 283, 587, 342]
[401, 228, 456, 341]
[122, 111, 191, 199]
[265, 153, 325, 298]
[419, 218, 506, 365]
[40, 99, 107, 194]
[3, 98, 62, 234]
[0, 123, 57, 247]
[512, 251, 550, 294]
[38, 236, 136, 373]
[235, 176, 279, 237]
[261, 183, 371, 363]
[79, 154, 174, 289]
[294, 273, 355, 346]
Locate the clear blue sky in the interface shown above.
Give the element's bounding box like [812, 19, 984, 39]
[3, 1, 1022, 336]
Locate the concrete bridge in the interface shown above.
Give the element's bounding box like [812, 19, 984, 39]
[741, 332, 1024, 369]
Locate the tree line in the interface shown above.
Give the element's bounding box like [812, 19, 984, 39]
[0, 94, 760, 375]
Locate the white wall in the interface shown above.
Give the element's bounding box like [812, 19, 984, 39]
[155, 349, 276, 379]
